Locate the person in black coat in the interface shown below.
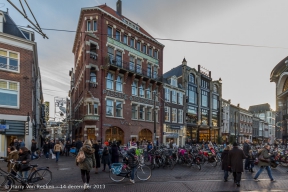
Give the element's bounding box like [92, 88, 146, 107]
[243, 139, 251, 170]
[101, 146, 111, 172]
[221, 146, 231, 182]
[43, 141, 50, 159]
[127, 148, 138, 183]
[17, 147, 31, 179]
[65, 141, 71, 156]
[75, 139, 83, 155]
[228, 142, 246, 187]
[111, 142, 119, 164]
[92, 140, 101, 174]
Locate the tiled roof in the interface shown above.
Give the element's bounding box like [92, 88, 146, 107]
[248, 103, 272, 112]
[97, 5, 153, 38]
[163, 65, 183, 79]
[2, 11, 26, 39]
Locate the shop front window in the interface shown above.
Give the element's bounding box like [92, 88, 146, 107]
[187, 106, 198, 124]
[201, 109, 209, 125]
[212, 111, 218, 127]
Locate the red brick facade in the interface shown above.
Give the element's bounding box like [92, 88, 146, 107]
[71, 5, 164, 145]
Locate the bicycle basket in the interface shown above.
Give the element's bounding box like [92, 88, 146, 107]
[136, 149, 143, 155]
[111, 163, 123, 175]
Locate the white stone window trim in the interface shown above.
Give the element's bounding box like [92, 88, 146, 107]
[0, 79, 20, 109]
[172, 108, 177, 123]
[106, 71, 115, 90]
[115, 74, 124, 93]
[0, 48, 20, 73]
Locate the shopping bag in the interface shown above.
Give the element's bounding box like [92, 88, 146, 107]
[52, 153, 56, 159]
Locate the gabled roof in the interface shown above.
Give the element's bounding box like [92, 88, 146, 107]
[248, 103, 272, 112]
[1, 11, 26, 39]
[163, 65, 183, 79]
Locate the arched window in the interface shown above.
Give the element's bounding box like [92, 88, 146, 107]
[213, 85, 218, 93]
[189, 74, 195, 83]
[283, 78, 288, 92]
[116, 76, 122, 92]
[90, 71, 96, 83]
[106, 73, 113, 90]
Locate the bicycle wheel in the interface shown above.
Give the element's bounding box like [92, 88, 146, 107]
[169, 158, 175, 170]
[29, 169, 52, 185]
[109, 170, 125, 182]
[136, 165, 151, 181]
[197, 164, 201, 170]
[0, 173, 7, 187]
[0, 176, 14, 192]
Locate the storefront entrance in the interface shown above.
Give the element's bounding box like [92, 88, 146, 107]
[105, 127, 124, 145]
[87, 128, 96, 141]
[199, 129, 209, 142]
[138, 129, 152, 142]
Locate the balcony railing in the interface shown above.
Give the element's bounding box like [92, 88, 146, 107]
[105, 56, 158, 80]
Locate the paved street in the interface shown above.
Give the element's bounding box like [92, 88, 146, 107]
[2, 155, 288, 192]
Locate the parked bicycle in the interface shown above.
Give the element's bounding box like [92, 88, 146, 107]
[0, 160, 52, 192]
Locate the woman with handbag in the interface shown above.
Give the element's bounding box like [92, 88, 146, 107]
[17, 147, 31, 179]
[54, 141, 62, 163]
[221, 146, 231, 182]
[254, 145, 275, 182]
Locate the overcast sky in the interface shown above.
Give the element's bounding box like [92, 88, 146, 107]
[3, 0, 288, 116]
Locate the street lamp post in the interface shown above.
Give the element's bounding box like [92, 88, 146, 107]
[153, 91, 157, 145]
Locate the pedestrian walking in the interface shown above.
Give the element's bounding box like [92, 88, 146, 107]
[127, 147, 138, 184]
[1, 146, 19, 172]
[17, 147, 31, 179]
[59, 141, 65, 156]
[49, 140, 55, 157]
[31, 139, 39, 160]
[101, 146, 111, 172]
[248, 150, 256, 173]
[111, 142, 119, 163]
[221, 146, 231, 182]
[54, 141, 62, 162]
[254, 145, 275, 182]
[243, 139, 251, 171]
[92, 140, 101, 174]
[65, 141, 71, 156]
[76, 139, 96, 190]
[76, 139, 83, 155]
[43, 141, 50, 159]
[228, 142, 246, 187]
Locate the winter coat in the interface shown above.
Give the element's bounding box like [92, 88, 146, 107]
[54, 144, 62, 152]
[258, 148, 271, 167]
[76, 141, 83, 150]
[101, 147, 111, 164]
[43, 144, 50, 153]
[65, 143, 71, 150]
[14, 141, 20, 151]
[221, 150, 230, 171]
[243, 143, 251, 156]
[31, 142, 37, 152]
[71, 142, 76, 148]
[19, 141, 25, 148]
[17, 151, 31, 171]
[92, 144, 101, 168]
[228, 146, 246, 172]
[128, 153, 138, 168]
[3, 150, 19, 172]
[49, 142, 55, 150]
[76, 144, 96, 171]
[111, 145, 119, 163]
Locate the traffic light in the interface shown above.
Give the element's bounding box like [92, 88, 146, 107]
[25, 122, 29, 135]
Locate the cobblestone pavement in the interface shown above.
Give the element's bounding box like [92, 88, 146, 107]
[2, 155, 288, 192]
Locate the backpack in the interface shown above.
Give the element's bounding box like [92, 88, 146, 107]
[76, 150, 86, 163]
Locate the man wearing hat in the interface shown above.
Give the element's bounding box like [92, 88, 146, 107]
[228, 142, 246, 187]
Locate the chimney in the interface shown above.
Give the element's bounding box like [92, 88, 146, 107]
[116, 0, 122, 16]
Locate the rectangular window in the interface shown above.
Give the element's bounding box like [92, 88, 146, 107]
[147, 63, 152, 77]
[132, 80, 138, 96]
[136, 59, 142, 74]
[116, 101, 123, 117]
[0, 80, 19, 108]
[142, 44, 146, 54]
[165, 106, 170, 122]
[132, 104, 138, 119]
[116, 51, 122, 67]
[94, 103, 98, 115]
[106, 99, 114, 116]
[146, 85, 151, 99]
[129, 56, 135, 71]
[93, 21, 97, 31]
[108, 46, 114, 63]
[178, 109, 183, 123]
[213, 95, 218, 110]
[139, 106, 145, 120]
[178, 92, 183, 105]
[187, 106, 198, 124]
[87, 103, 93, 114]
[116, 76, 122, 92]
[123, 34, 128, 44]
[201, 79, 209, 89]
[201, 90, 208, 107]
[188, 85, 197, 104]
[153, 66, 158, 79]
[146, 107, 152, 121]
[130, 38, 135, 48]
[115, 30, 121, 41]
[106, 73, 114, 90]
[0, 50, 19, 72]
[148, 48, 152, 56]
[172, 90, 177, 103]
[165, 88, 170, 102]
[137, 42, 141, 51]
[154, 50, 158, 59]
[87, 20, 91, 31]
[172, 108, 177, 123]
[201, 109, 209, 125]
[139, 83, 145, 98]
[107, 26, 112, 37]
[212, 111, 218, 127]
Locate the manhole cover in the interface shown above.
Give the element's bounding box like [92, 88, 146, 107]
[58, 168, 71, 171]
[175, 177, 182, 179]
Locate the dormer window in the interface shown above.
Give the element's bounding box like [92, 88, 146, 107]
[189, 74, 195, 83]
[171, 77, 177, 87]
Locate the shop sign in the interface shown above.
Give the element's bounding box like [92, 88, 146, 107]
[163, 132, 179, 138]
[103, 124, 112, 127]
[166, 125, 182, 129]
[103, 89, 161, 106]
[83, 115, 99, 121]
[120, 120, 143, 127]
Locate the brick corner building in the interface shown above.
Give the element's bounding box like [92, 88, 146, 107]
[70, 1, 164, 145]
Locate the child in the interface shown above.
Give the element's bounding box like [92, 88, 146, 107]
[248, 150, 255, 173]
